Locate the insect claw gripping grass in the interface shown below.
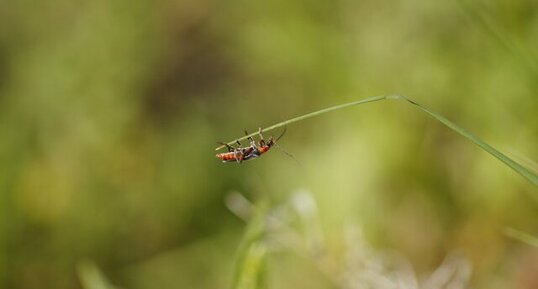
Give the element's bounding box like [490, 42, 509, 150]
[214, 95, 538, 189]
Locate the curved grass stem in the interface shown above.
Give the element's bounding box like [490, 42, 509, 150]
[215, 94, 388, 150]
[216, 94, 538, 187]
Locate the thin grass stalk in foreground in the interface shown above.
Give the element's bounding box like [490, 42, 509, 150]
[504, 228, 538, 247]
[216, 95, 538, 187]
[77, 261, 118, 289]
[230, 198, 269, 289]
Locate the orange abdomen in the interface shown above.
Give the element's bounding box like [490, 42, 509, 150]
[216, 152, 237, 162]
[258, 146, 270, 154]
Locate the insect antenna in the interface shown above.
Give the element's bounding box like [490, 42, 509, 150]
[270, 126, 301, 166]
[274, 142, 302, 166]
[275, 126, 287, 142]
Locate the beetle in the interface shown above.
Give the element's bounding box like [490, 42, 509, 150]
[216, 127, 286, 163]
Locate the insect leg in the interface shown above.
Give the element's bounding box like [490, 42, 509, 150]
[245, 130, 256, 146]
[257, 127, 266, 146]
[217, 142, 235, 152]
[234, 149, 244, 164]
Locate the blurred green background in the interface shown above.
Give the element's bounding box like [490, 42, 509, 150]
[1, 0, 537, 288]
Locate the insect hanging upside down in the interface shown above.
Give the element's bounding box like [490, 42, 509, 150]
[216, 127, 286, 163]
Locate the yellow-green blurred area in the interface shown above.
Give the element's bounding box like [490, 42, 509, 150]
[1, 0, 538, 288]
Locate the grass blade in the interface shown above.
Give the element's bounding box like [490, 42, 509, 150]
[77, 261, 118, 289]
[230, 198, 269, 289]
[390, 95, 538, 187]
[216, 95, 538, 187]
[504, 227, 538, 247]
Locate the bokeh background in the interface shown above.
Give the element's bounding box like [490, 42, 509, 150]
[1, 0, 537, 288]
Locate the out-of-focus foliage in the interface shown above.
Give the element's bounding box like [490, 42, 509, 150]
[0, 0, 537, 288]
[229, 191, 473, 289]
